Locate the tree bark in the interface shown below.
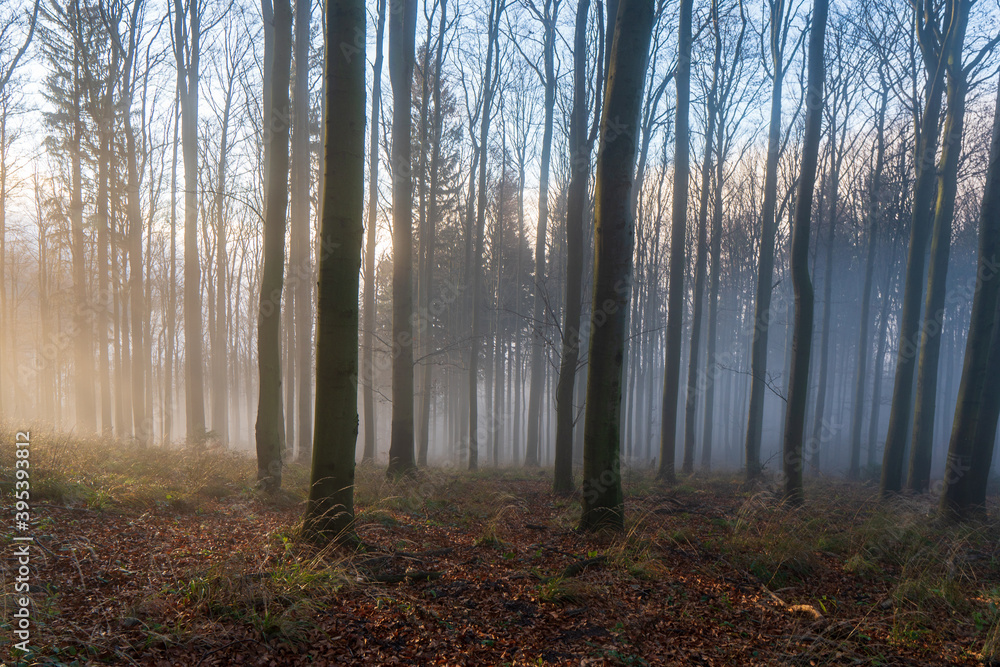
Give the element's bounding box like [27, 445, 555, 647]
[387, 0, 417, 477]
[525, 0, 559, 467]
[657, 0, 691, 484]
[362, 0, 386, 464]
[554, 0, 597, 493]
[782, 0, 828, 505]
[939, 70, 1000, 520]
[256, 0, 292, 491]
[908, 9, 970, 493]
[744, 0, 793, 480]
[304, 0, 365, 542]
[683, 0, 719, 473]
[849, 72, 888, 479]
[580, 0, 653, 531]
[291, 0, 313, 461]
[175, 0, 207, 444]
[880, 0, 953, 496]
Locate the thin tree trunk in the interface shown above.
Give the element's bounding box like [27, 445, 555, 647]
[657, 0, 691, 484]
[175, 0, 207, 444]
[684, 6, 719, 473]
[554, 0, 598, 493]
[782, 0, 828, 505]
[256, 0, 292, 491]
[387, 0, 417, 477]
[908, 21, 970, 493]
[291, 0, 312, 461]
[362, 0, 386, 464]
[880, 2, 954, 496]
[525, 0, 558, 467]
[744, 0, 792, 480]
[849, 79, 887, 479]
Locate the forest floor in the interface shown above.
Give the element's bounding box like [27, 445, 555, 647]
[2, 430, 1000, 666]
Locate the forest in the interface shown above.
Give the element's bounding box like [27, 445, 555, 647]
[2, 0, 1000, 663]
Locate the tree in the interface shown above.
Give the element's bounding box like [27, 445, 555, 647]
[386, 0, 417, 477]
[683, 0, 721, 474]
[907, 0, 994, 492]
[938, 72, 1000, 520]
[656, 0, 691, 484]
[255, 0, 292, 491]
[880, 0, 960, 496]
[554, 0, 602, 493]
[848, 4, 895, 480]
[781, 0, 828, 506]
[523, 0, 561, 468]
[467, 0, 504, 471]
[580, 0, 654, 531]
[743, 0, 802, 480]
[173, 0, 207, 444]
[303, 0, 365, 543]
[290, 0, 312, 461]
[362, 0, 386, 465]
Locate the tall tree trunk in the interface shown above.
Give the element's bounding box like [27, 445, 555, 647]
[939, 71, 1000, 520]
[525, 0, 558, 467]
[175, 0, 207, 444]
[580, 0, 653, 531]
[809, 149, 837, 474]
[118, 0, 148, 445]
[211, 59, 235, 449]
[166, 95, 179, 444]
[468, 0, 502, 471]
[256, 0, 293, 491]
[418, 0, 447, 466]
[554, 0, 598, 493]
[386, 0, 417, 477]
[744, 0, 792, 480]
[880, 1, 953, 496]
[684, 3, 719, 473]
[782, 0, 828, 505]
[849, 77, 887, 479]
[291, 0, 313, 461]
[657, 0, 691, 483]
[303, 0, 365, 542]
[362, 0, 386, 464]
[908, 16, 970, 492]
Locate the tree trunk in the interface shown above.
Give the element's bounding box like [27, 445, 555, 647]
[781, 0, 828, 505]
[849, 77, 887, 479]
[303, 0, 365, 542]
[291, 0, 313, 461]
[908, 18, 970, 492]
[580, 0, 653, 531]
[468, 0, 503, 471]
[939, 71, 1000, 521]
[362, 0, 386, 464]
[387, 0, 417, 477]
[880, 3, 953, 496]
[744, 0, 791, 480]
[525, 0, 558, 467]
[657, 0, 691, 484]
[256, 0, 292, 491]
[554, 0, 597, 493]
[175, 0, 207, 444]
[684, 2, 719, 473]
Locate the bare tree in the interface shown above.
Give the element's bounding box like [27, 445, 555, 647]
[781, 0, 828, 505]
[580, 0, 654, 531]
[304, 0, 366, 543]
